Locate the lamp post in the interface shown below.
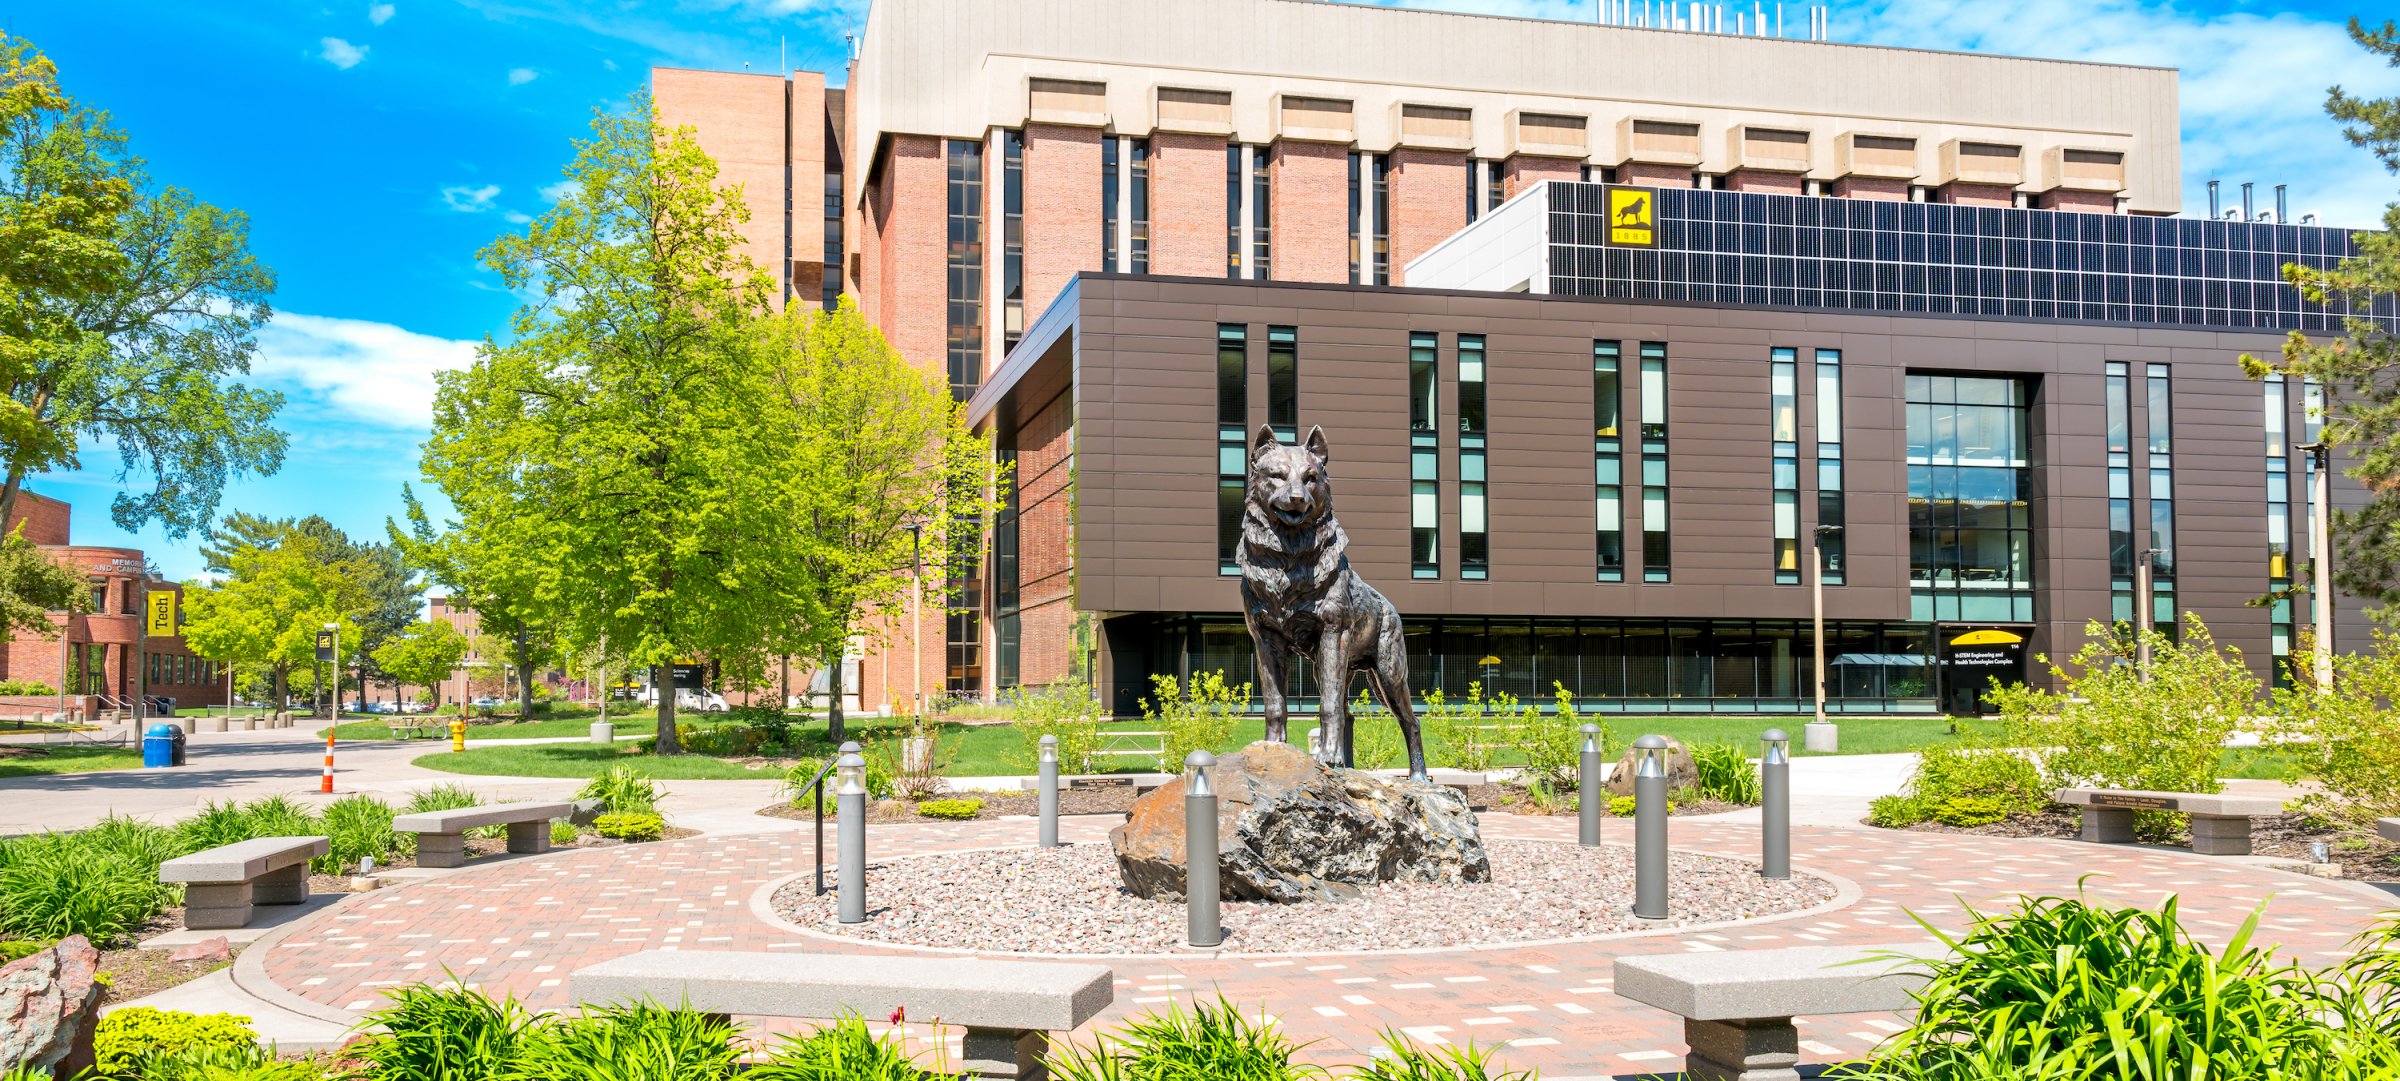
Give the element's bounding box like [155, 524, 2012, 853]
[2134, 546, 2164, 679]
[837, 751, 868, 924]
[324, 622, 340, 723]
[1806, 524, 1844, 753]
[1037, 735, 1061, 848]
[906, 522, 924, 719]
[2299, 441, 2334, 691]
[1185, 750, 1221, 947]
[1760, 729, 1790, 879]
[1577, 723, 1603, 847]
[1632, 734, 1669, 920]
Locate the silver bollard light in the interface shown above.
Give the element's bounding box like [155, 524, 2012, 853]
[1578, 723, 1603, 847]
[1760, 728, 1791, 880]
[1038, 734, 1061, 848]
[1185, 750, 1222, 948]
[837, 751, 868, 924]
[1632, 733, 1669, 920]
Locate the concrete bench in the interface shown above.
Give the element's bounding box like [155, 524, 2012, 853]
[2052, 788, 2286, 855]
[385, 718, 440, 740]
[159, 836, 330, 930]
[572, 949, 1111, 1079]
[392, 801, 573, 867]
[2379, 818, 2399, 843]
[1615, 942, 1934, 1081]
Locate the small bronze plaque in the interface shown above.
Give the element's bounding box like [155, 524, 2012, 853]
[2092, 792, 2176, 811]
[1072, 776, 1134, 789]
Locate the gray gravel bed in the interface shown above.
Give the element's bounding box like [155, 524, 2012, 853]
[771, 839, 1836, 955]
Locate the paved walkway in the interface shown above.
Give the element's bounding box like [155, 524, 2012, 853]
[236, 809, 2397, 1079]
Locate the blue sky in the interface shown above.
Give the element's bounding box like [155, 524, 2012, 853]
[10, 0, 2397, 584]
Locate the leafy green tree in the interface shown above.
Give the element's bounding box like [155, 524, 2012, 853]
[2244, 18, 2400, 622]
[371, 618, 470, 707]
[0, 33, 283, 538]
[0, 522, 84, 637]
[180, 532, 366, 711]
[422, 96, 776, 754]
[389, 486, 554, 722]
[1989, 617, 2256, 797]
[204, 511, 420, 697]
[749, 302, 1000, 742]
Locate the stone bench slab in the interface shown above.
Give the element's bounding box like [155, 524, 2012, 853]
[1615, 942, 1933, 1021]
[571, 949, 1113, 1033]
[159, 836, 329, 885]
[2051, 789, 2284, 817]
[392, 802, 574, 833]
[2378, 818, 2399, 843]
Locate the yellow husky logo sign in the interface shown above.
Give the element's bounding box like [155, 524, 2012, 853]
[1608, 187, 1656, 247]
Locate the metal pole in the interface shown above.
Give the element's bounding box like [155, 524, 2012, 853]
[817, 740, 859, 897]
[1805, 525, 1840, 753]
[1185, 750, 1221, 947]
[909, 523, 924, 719]
[1760, 729, 1790, 879]
[1633, 734, 1669, 919]
[2134, 549, 2156, 679]
[2307, 442, 2335, 691]
[1577, 723, 1603, 847]
[1038, 735, 1061, 848]
[838, 750, 867, 924]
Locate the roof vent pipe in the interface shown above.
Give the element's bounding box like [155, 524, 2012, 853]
[2300, 211, 2320, 225]
[2240, 181, 2254, 221]
[2206, 179, 2220, 219]
[2275, 184, 2287, 222]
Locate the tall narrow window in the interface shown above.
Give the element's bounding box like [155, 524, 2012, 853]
[943, 139, 985, 400]
[1459, 335, 1488, 580]
[1127, 137, 1151, 273]
[1466, 161, 1482, 223]
[821, 125, 844, 310]
[1770, 348, 1801, 584]
[1101, 137, 1120, 270]
[1411, 333, 1440, 579]
[1370, 153, 1391, 285]
[2146, 363, 2176, 636]
[1815, 349, 1846, 585]
[2106, 362, 2135, 623]
[994, 441, 1020, 627]
[1251, 149, 1272, 279]
[1000, 130, 1024, 348]
[1347, 151, 1362, 283]
[1226, 144, 1243, 278]
[1640, 342, 1670, 583]
[2266, 376, 2295, 684]
[1267, 326, 1298, 441]
[1594, 341, 1624, 582]
[1217, 325, 1249, 576]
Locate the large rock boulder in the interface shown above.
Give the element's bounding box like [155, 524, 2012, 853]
[1111, 740, 1489, 903]
[1601, 736, 1698, 798]
[0, 935, 104, 1077]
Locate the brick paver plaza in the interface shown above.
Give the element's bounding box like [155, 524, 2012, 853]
[242, 812, 2398, 1077]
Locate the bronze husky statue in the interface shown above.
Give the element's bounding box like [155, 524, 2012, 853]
[1238, 424, 1430, 780]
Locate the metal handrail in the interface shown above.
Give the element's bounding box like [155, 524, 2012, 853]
[787, 757, 844, 896]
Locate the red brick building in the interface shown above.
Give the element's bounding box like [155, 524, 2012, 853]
[0, 491, 224, 717]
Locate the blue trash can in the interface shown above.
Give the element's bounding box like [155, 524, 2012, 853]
[142, 724, 185, 768]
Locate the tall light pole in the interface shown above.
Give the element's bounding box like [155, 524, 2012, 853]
[2133, 546, 2163, 679]
[906, 521, 924, 718]
[325, 622, 341, 722]
[2299, 441, 2335, 691]
[1805, 524, 1843, 753]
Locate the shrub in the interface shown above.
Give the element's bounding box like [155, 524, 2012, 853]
[1929, 797, 2009, 828]
[1353, 1030, 1532, 1081]
[2272, 630, 2400, 826]
[1512, 683, 1598, 791]
[237, 796, 320, 840]
[782, 753, 895, 805]
[1422, 684, 1514, 774]
[496, 1001, 738, 1081]
[878, 725, 952, 802]
[594, 814, 664, 842]
[175, 801, 263, 853]
[0, 678, 56, 695]
[1868, 794, 1932, 828]
[575, 765, 661, 816]
[77, 815, 185, 875]
[1143, 671, 1249, 772]
[725, 704, 796, 748]
[914, 798, 982, 820]
[0, 840, 169, 945]
[550, 819, 577, 847]
[0, 939, 49, 962]
[1905, 741, 2048, 817]
[1991, 618, 2253, 797]
[1604, 794, 1673, 817]
[1001, 681, 1105, 775]
[682, 724, 771, 757]
[1343, 687, 1406, 772]
[1687, 742, 1763, 805]
[403, 784, 484, 815]
[316, 795, 399, 875]
[1044, 996, 1315, 1081]
[131, 1042, 321, 1081]
[750, 1014, 958, 1081]
[92, 1009, 260, 1079]
[349, 981, 543, 1081]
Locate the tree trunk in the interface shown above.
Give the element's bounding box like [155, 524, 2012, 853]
[652, 664, 682, 755]
[825, 645, 845, 744]
[0, 461, 27, 535]
[513, 619, 534, 720]
[779, 654, 790, 712]
[271, 663, 287, 716]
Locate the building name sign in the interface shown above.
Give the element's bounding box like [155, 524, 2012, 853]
[1947, 649, 2017, 668]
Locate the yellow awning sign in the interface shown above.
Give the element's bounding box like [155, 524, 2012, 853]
[1949, 629, 2024, 646]
[145, 591, 177, 636]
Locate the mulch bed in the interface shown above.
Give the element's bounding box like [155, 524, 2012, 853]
[1882, 809, 2400, 885]
[0, 745, 51, 759]
[99, 912, 233, 1003]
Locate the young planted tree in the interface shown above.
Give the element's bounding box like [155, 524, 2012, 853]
[749, 301, 1001, 742]
[389, 486, 554, 722]
[2243, 18, 2400, 622]
[0, 33, 284, 538]
[423, 96, 777, 755]
[180, 531, 367, 712]
[205, 511, 421, 705]
[371, 618, 471, 708]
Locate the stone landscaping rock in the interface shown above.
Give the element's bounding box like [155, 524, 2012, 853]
[1112, 740, 1489, 902]
[0, 935, 103, 1077]
[168, 936, 232, 964]
[1602, 736, 1698, 798]
[569, 797, 608, 826]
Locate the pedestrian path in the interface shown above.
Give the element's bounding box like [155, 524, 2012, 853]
[237, 811, 2397, 1077]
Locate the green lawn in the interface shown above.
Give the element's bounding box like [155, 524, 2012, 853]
[322, 706, 624, 742]
[0, 746, 147, 777]
[414, 742, 796, 780]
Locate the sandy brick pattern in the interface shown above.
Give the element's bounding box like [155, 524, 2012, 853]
[1388, 149, 1467, 287]
[1149, 132, 1232, 279]
[1829, 176, 1908, 201]
[1725, 170, 1804, 195]
[2037, 188, 2116, 213]
[1621, 162, 1698, 189]
[870, 135, 950, 383]
[1012, 390, 1077, 685]
[1024, 124, 1104, 322]
[1502, 155, 1581, 199]
[654, 70, 792, 309]
[1270, 141, 1351, 284]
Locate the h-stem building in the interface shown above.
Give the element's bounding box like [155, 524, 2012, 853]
[657, 0, 2386, 716]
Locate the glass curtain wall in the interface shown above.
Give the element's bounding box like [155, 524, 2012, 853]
[1594, 341, 1624, 582]
[1906, 374, 2034, 622]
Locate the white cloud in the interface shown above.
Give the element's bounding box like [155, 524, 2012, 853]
[441, 183, 502, 212]
[319, 36, 368, 69]
[503, 210, 534, 225]
[367, 2, 395, 25]
[251, 313, 478, 431]
[508, 67, 539, 86]
[539, 180, 577, 204]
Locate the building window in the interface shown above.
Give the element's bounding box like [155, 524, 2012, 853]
[2106, 362, 2135, 622]
[1128, 137, 1150, 273]
[994, 445, 1020, 616]
[2266, 375, 2294, 684]
[947, 500, 984, 695]
[1771, 348, 1800, 584]
[1000, 130, 1024, 347]
[89, 581, 106, 614]
[1218, 324, 1249, 576]
[1411, 332, 1440, 579]
[1815, 349, 1846, 586]
[1459, 335, 1488, 580]
[1251, 148, 1272, 280]
[1267, 326, 1298, 441]
[1102, 136, 1151, 273]
[1593, 341, 1624, 583]
[1466, 160, 1481, 223]
[2145, 363, 2176, 636]
[944, 139, 985, 399]
[994, 613, 1020, 689]
[1906, 374, 2033, 623]
[1102, 137, 1119, 270]
[1226, 144, 1243, 278]
[821, 131, 844, 311]
[1639, 343, 1670, 582]
[1347, 151, 1362, 284]
[1370, 154, 1390, 285]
